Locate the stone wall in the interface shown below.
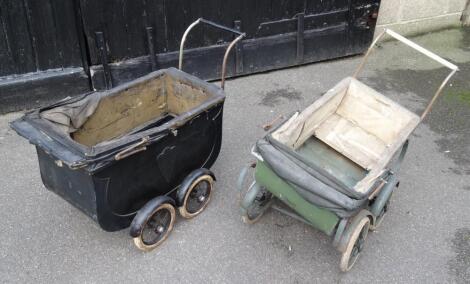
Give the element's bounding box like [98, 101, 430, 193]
[376, 0, 468, 35]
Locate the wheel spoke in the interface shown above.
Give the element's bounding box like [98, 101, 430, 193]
[186, 180, 211, 214]
[141, 208, 172, 245]
[158, 211, 169, 227]
[352, 246, 359, 258]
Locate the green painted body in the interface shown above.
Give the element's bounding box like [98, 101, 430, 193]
[255, 160, 340, 236]
[295, 136, 367, 189]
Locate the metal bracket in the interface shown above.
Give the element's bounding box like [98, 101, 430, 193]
[115, 136, 149, 160]
[146, 27, 157, 71]
[95, 31, 113, 90]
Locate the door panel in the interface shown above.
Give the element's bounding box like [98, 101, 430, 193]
[79, 0, 381, 90]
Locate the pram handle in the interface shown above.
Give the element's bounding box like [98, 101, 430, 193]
[353, 29, 459, 120]
[179, 18, 246, 90]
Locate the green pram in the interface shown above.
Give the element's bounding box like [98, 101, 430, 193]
[238, 29, 458, 271]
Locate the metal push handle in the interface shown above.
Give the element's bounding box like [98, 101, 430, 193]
[179, 18, 246, 89]
[353, 29, 459, 120]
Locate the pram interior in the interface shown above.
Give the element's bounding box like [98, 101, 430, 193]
[40, 68, 220, 147]
[272, 77, 420, 194]
[295, 136, 367, 190]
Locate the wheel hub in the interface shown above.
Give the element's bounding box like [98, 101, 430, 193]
[155, 225, 164, 234]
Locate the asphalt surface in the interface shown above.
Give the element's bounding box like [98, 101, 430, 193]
[1, 28, 469, 283]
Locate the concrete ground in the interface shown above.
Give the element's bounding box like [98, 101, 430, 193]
[1, 28, 469, 283]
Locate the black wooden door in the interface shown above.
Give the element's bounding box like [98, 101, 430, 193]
[81, 0, 381, 90]
[0, 0, 90, 113]
[0, 0, 85, 75]
[0, 0, 380, 112]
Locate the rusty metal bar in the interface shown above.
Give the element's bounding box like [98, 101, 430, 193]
[179, 19, 202, 70]
[199, 18, 243, 35]
[353, 28, 459, 120]
[352, 29, 386, 78]
[179, 18, 246, 90]
[234, 20, 244, 74]
[221, 33, 245, 89]
[421, 69, 458, 119]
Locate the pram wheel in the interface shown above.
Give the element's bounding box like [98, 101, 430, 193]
[132, 202, 176, 251]
[178, 171, 214, 219]
[241, 182, 273, 224]
[340, 216, 370, 272]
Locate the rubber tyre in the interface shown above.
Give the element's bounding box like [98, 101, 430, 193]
[339, 216, 370, 272]
[133, 203, 176, 252]
[241, 182, 273, 224]
[178, 175, 214, 219]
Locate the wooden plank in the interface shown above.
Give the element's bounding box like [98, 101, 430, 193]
[50, 0, 82, 67]
[163, 0, 189, 51]
[234, 20, 244, 74]
[315, 113, 387, 169]
[95, 31, 113, 89]
[78, 0, 101, 64]
[143, 0, 167, 54]
[272, 77, 350, 148]
[146, 27, 157, 71]
[0, 0, 381, 113]
[200, 0, 226, 47]
[80, 0, 147, 64]
[77, 0, 365, 68]
[25, 0, 62, 70]
[239, 0, 272, 37]
[0, 0, 36, 74]
[72, 0, 90, 74]
[89, 24, 351, 90]
[306, 0, 349, 13]
[106, 0, 128, 61]
[271, 0, 305, 18]
[336, 79, 418, 145]
[303, 24, 347, 63]
[0, 7, 16, 76]
[187, 0, 205, 47]
[296, 13, 304, 63]
[122, 0, 146, 60]
[255, 9, 348, 37]
[354, 116, 419, 194]
[0, 68, 90, 114]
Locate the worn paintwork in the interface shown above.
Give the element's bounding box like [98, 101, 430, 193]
[295, 136, 367, 189]
[10, 68, 225, 232]
[0, 0, 381, 112]
[254, 160, 339, 236]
